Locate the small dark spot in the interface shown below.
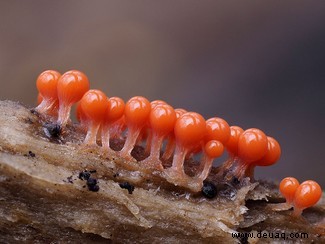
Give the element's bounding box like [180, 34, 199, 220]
[89, 170, 97, 174]
[113, 173, 119, 178]
[28, 151, 36, 157]
[119, 182, 135, 194]
[202, 181, 217, 199]
[24, 117, 34, 124]
[87, 178, 97, 186]
[87, 177, 99, 192]
[44, 123, 61, 138]
[66, 176, 73, 184]
[79, 171, 91, 181]
[231, 177, 240, 186]
[89, 184, 99, 192]
[30, 108, 38, 115]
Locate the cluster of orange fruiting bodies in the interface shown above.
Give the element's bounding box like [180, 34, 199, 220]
[35, 69, 281, 192]
[279, 177, 322, 216]
[35, 69, 286, 194]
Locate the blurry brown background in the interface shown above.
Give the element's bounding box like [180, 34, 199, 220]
[0, 1, 324, 187]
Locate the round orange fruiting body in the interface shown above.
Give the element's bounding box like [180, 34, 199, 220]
[149, 104, 176, 135]
[205, 117, 230, 145]
[100, 97, 125, 152]
[256, 136, 281, 166]
[238, 128, 268, 162]
[80, 89, 109, 123]
[106, 97, 125, 122]
[226, 126, 244, 155]
[174, 112, 206, 147]
[76, 102, 87, 124]
[293, 180, 322, 211]
[165, 112, 206, 188]
[150, 100, 167, 109]
[36, 70, 61, 99]
[279, 177, 300, 204]
[57, 70, 90, 105]
[205, 140, 224, 158]
[175, 108, 187, 119]
[124, 96, 151, 125]
[119, 96, 151, 158]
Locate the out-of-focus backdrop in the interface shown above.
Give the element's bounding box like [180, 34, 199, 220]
[0, 1, 324, 187]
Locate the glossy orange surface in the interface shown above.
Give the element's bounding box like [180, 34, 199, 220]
[149, 104, 176, 135]
[174, 112, 206, 147]
[36, 70, 61, 99]
[279, 177, 300, 203]
[76, 102, 86, 123]
[204, 140, 224, 158]
[205, 117, 230, 145]
[124, 96, 151, 125]
[238, 128, 268, 162]
[294, 180, 322, 210]
[106, 97, 125, 122]
[80, 89, 109, 122]
[150, 100, 167, 109]
[256, 136, 281, 166]
[57, 70, 90, 104]
[175, 108, 187, 119]
[225, 126, 244, 155]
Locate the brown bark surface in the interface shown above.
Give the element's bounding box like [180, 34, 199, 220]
[0, 101, 324, 243]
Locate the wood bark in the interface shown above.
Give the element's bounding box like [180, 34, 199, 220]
[0, 101, 324, 243]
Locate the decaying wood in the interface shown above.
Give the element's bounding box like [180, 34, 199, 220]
[0, 100, 324, 243]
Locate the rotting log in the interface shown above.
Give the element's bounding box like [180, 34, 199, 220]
[0, 100, 324, 243]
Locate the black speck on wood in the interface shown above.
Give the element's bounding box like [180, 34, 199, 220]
[119, 182, 135, 194]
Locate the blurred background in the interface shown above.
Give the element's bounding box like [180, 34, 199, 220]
[0, 1, 324, 187]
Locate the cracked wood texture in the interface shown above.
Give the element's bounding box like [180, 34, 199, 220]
[0, 100, 324, 243]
